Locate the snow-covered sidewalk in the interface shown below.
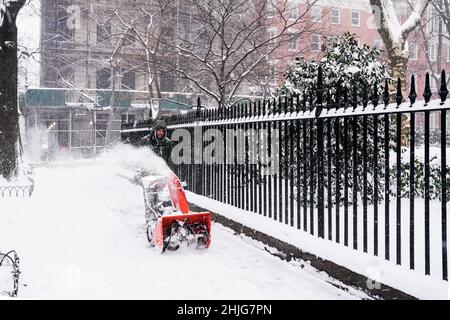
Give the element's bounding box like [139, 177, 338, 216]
[186, 192, 450, 300]
[0, 147, 364, 299]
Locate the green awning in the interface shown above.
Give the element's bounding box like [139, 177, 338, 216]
[26, 89, 66, 107]
[22, 88, 194, 111]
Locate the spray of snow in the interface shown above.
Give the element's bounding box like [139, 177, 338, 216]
[99, 144, 172, 177]
[22, 125, 49, 164]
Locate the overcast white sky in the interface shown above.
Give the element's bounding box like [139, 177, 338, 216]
[17, 0, 41, 89]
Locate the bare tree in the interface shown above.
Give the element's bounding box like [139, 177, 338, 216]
[91, 1, 173, 144]
[0, 0, 26, 180]
[155, 0, 319, 108]
[110, 0, 320, 108]
[111, 0, 173, 117]
[369, 0, 431, 84]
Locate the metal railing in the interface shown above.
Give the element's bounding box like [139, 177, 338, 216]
[0, 175, 35, 198]
[164, 69, 450, 282]
[0, 250, 20, 297]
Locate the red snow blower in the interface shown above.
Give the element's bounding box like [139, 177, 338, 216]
[140, 172, 211, 253]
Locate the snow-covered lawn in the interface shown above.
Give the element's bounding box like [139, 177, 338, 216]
[0, 146, 364, 299]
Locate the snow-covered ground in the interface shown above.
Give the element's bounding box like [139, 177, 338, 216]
[187, 192, 450, 300]
[0, 146, 365, 299]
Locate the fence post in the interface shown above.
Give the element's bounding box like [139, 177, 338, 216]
[316, 67, 325, 238]
[439, 70, 448, 281]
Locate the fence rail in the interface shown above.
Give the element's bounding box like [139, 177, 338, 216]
[163, 69, 449, 281]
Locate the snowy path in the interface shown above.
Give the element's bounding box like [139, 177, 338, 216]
[1, 155, 364, 299]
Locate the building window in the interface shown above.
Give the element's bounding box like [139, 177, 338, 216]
[311, 34, 321, 52]
[428, 6, 440, 33]
[268, 62, 276, 82]
[178, 10, 191, 32]
[393, 1, 408, 18]
[247, 0, 254, 16]
[288, 32, 298, 51]
[124, 30, 136, 46]
[373, 39, 382, 50]
[95, 114, 109, 131]
[266, 0, 275, 17]
[430, 76, 438, 92]
[288, 1, 299, 20]
[430, 112, 437, 131]
[128, 114, 136, 124]
[311, 6, 322, 22]
[268, 28, 277, 47]
[121, 70, 136, 90]
[97, 22, 111, 45]
[351, 10, 360, 27]
[408, 43, 418, 60]
[331, 8, 340, 25]
[426, 42, 437, 61]
[406, 0, 419, 16]
[96, 68, 111, 89]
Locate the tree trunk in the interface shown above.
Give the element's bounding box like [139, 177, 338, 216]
[0, 1, 25, 180]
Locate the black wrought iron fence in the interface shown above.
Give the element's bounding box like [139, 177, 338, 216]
[165, 69, 449, 282]
[0, 250, 20, 297]
[0, 176, 35, 198]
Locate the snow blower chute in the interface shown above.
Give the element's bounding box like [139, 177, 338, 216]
[140, 172, 211, 253]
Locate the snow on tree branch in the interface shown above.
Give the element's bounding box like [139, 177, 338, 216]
[370, 0, 430, 46]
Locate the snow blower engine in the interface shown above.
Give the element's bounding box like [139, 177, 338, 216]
[140, 172, 211, 253]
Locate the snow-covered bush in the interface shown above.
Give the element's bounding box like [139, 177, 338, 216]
[276, 33, 393, 205]
[279, 32, 389, 102]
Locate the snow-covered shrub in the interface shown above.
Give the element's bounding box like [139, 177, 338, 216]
[277, 33, 393, 205]
[279, 32, 388, 102]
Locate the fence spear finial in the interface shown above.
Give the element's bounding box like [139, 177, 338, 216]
[439, 69, 448, 104]
[326, 90, 332, 112]
[408, 74, 417, 106]
[342, 87, 348, 111]
[302, 92, 307, 112]
[354, 85, 360, 110]
[317, 66, 324, 106]
[372, 81, 379, 110]
[197, 97, 201, 118]
[383, 79, 389, 109]
[290, 94, 295, 113]
[396, 78, 403, 107]
[423, 72, 432, 105]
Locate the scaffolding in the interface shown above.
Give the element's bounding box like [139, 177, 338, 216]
[33, 1, 202, 160]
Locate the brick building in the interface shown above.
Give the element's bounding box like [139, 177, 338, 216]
[267, 0, 450, 132]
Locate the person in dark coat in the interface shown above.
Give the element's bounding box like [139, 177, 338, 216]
[141, 121, 173, 165]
